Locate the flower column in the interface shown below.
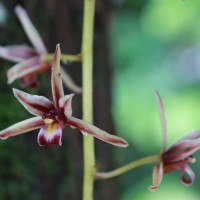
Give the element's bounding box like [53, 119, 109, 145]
[81, 0, 96, 200]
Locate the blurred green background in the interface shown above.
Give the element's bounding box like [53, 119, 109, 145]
[1, 0, 200, 199]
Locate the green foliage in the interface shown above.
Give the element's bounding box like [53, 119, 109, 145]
[109, 0, 200, 199]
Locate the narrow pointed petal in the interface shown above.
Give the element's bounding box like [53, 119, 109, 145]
[0, 45, 37, 62]
[14, 5, 47, 54]
[0, 117, 44, 139]
[59, 94, 74, 117]
[163, 139, 200, 162]
[155, 91, 167, 153]
[13, 88, 54, 116]
[178, 130, 200, 140]
[148, 162, 163, 192]
[7, 56, 49, 84]
[67, 116, 128, 147]
[60, 67, 82, 94]
[180, 164, 195, 186]
[51, 45, 64, 108]
[37, 123, 62, 146]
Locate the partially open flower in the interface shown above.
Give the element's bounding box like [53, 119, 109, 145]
[0, 45, 128, 147]
[149, 91, 200, 191]
[0, 5, 81, 92]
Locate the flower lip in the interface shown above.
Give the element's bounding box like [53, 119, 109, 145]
[37, 123, 62, 146]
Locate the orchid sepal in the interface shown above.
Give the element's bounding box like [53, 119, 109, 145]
[67, 116, 128, 147]
[51, 44, 64, 109]
[14, 5, 47, 54]
[0, 117, 44, 139]
[13, 88, 54, 116]
[0, 45, 37, 62]
[59, 94, 74, 117]
[7, 56, 49, 84]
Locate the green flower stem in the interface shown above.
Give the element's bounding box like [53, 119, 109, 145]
[81, 0, 96, 200]
[95, 155, 160, 180]
[43, 53, 81, 63]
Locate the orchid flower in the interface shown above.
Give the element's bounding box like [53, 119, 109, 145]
[149, 91, 200, 191]
[0, 5, 81, 92]
[0, 45, 128, 147]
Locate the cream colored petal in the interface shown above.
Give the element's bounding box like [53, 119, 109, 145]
[0, 117, 44, 139]
[13, 88, 54, 116]
[67, 116, 128, 147]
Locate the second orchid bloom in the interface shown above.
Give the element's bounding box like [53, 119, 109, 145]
[0, 5, 81, 93]
[149, 92, 200, 191]
[0, 45, 128, 148]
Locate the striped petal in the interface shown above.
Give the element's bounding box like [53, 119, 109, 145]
[13, 88, 54, 116]
[14, 5, 47, 54]
[37, 123, 62, 146]
[0, 45, 37, 62]
[7, 56, 49, 84]
[51, 45, 64, 108]
[163, 139, 200, 162]
[67, 116, 128, 147]
[0, 117, 44, 139]
[148, 162, 163, 192]
[59, 94, 74, 117]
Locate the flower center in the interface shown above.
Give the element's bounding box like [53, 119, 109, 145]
[42, 109, 66, 125]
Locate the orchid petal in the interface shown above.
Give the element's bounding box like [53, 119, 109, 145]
[0, 117, 44, 139]
[59, 94, 74, 117]
[60, 67, 82, 94]
[37, 123, 62, 146]
[163, 139, 200, 162]
[14, 5, 47, 54]
[177, 130, 200, 141]
[13, 88, 54, 116]
[19, 73, 39, 88]
[155, 91, 167, 153]
[180, 164, 195, 186]
[67, 116, 128, 147]
[7, 56, 49, 84]
[51, 44, 64, 108]
[148, 162, 163, 192]
[0, 45, 37, 62]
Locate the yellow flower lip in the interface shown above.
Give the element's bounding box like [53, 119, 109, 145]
[44, 118, 54, 124]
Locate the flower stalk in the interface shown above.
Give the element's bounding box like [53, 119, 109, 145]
[81, 0, 96, 199]
[95, 155, 160, 180]
[43, 53, 82, 63]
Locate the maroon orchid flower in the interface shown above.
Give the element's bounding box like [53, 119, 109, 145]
[0, 45, 128, 147]
[0, 5, 81, 92]
[148, 91, 200, 191]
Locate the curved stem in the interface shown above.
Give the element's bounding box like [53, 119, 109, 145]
[95, 155, 160, 180]
[81, 0, 96, 200]
[43, 53, 81, 63]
